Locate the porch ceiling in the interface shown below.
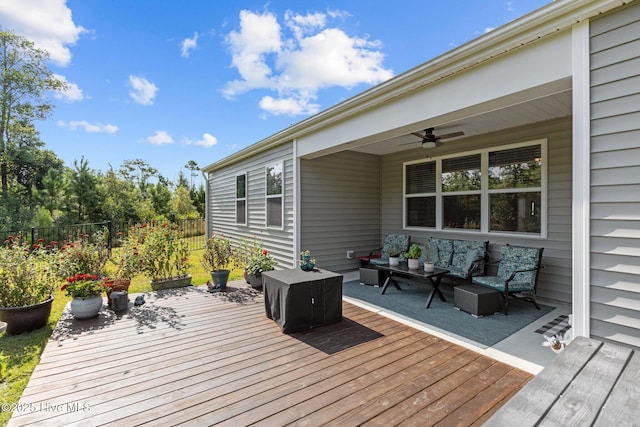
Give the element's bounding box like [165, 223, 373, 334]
[349, 89, 572, 156]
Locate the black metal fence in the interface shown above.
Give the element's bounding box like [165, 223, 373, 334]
[0, 218, 206, 252]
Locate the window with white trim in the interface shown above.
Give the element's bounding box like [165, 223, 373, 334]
[235, 173, 246, 225]
[266, 163, 283, 228]
[404, 140, 546, 236]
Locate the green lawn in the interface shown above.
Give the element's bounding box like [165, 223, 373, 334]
[0, 248, 244, 426]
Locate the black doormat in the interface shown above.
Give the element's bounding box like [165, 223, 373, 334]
[342, 280, 554, 348]
[534, 314, 571, 336]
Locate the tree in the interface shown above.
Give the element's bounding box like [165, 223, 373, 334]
[119, 158, 157, 197]
[67, 157, 100, 222]
[0, 29, 66, 199]
[171, 185, 197, 218]
[184, 160, 200, 189]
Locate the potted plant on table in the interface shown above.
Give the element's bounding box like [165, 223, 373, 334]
[61, 274, 107, 319]
[385, 244, 403, 267]
[246, 249, 277, 288]
[202, 233, 234, 292]
[405, 243, 422, 270]
[422, 243, 435, 272]
[0, 236, 58, 335]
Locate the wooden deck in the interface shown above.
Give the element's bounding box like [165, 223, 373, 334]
[10, 282, 532, 426]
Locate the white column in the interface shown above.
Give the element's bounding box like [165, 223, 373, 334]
[571, 20, 591, 339]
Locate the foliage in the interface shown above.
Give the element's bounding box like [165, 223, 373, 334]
[246, 249, 277, 276]
[201, 233, 234, 272]
[0, 236, 58, 307]
[384, 243, 405, 258]
[131, 222, 191, 281]
[404, 243, 422, 260]
[56, 229, 109, 279]
[60, 273, 106, 298]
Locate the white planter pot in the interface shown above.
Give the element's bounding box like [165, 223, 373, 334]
[70, 294, 103, 319]
[389, 256, 400, 266]
[407, 258, 419, 270]
[424, 262, 435, 273]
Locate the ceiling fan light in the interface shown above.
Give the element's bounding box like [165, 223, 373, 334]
[422, 140, 437, 149]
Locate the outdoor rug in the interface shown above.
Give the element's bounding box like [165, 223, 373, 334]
[535, 314, 571, 337]
[342, 280, 554, 348]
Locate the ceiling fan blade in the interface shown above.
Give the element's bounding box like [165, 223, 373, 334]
[436, 131, 464, 140]
[410, 132, 425, 139]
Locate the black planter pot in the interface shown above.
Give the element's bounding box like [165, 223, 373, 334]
[0, 296, 54, 335]
[246, 273, 263, 289]
[210, 270, 230, 290]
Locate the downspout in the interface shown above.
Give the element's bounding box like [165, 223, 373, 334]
[293, 138, 300, 267]
[201, 170, 210, 240]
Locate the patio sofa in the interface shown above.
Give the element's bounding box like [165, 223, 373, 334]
[425, 237, 489, 283]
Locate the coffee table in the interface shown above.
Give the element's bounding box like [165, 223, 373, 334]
[375, 263, 450, 308]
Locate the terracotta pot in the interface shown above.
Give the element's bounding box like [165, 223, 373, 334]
[0, 296, 53, 335]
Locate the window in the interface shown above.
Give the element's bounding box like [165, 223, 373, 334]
[266, 163, 283, 228]
[404, 140, 545, 236]
[442, 154, 481, 230]
[404, 161, 436, 227]
[236, 173, 246, 225]
[488, 145, 542, 233]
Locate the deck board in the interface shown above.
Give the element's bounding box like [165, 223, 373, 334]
[10, 282, 531, 426]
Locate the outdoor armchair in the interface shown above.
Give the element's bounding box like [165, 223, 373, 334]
[472, 245, 544, 315]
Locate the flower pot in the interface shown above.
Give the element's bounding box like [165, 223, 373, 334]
[424, 262, 435, 273]
[210, 270, 230, 290]
[70, 294, 103, 319]
[0, 296, 53, 335]
[389, 256, 400, 267]
[150, 275, 192, 291]
[246, 273, 263, 288]
[407, 258, 419, 270]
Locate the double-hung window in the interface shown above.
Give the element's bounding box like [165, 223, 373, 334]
[266, 163, 283, 228]
[235, 173, 247, 225]
[404, 140, 545, 236]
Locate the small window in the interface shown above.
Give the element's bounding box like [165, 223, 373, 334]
[266, 163, 283, 228]
[236, 173, 246, 225]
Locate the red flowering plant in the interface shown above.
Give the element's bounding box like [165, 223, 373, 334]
[61, 274, 107, 298]
[56, 230, 109, 279]
[246, 249, 277, 277]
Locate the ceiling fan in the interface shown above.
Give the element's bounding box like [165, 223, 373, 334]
[403, 128, 465, 149]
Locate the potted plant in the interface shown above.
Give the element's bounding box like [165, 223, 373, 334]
[235, 236, 262, 284]
[132, 223, 192, 291]
[299, 250, 316, 271]
[245, 249, 276, 288]
[405, 243, 422, 270]
[61, 273, 107, 319]
[385, 244, 403, 267]
[423, 243, 435, 272]
[202, 233, 234, 291]
[0, 236, 58, 335]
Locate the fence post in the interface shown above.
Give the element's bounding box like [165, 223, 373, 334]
[31, 227, 35, 246]
[107, 221, 113, 256]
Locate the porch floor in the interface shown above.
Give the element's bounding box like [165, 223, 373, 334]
[10, 280, 533, 426]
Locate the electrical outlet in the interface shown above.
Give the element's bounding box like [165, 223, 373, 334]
[347, 250, 354, 259]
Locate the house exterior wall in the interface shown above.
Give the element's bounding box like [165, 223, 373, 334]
[299, 151, 381, 271]
[380, 117, 573, 304]
[589, 2, 640, 348]
[207, 142, 296, 269]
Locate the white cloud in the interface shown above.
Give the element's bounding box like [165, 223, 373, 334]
[0, 0, 86, 67]
[194, 133, 218, 147]
[52, 74, 83, 102]
[181, 32, 198, 58]
[145, 130, 173, 145]
[58, 120, 118, 133]
[128, 75, 158, 105]
[222, 9, 393, 117]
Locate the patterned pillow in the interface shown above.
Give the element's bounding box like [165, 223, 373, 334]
[427, 238, 453, 268]
[496, 246, 540, 286]
[451, 240, 486, 273]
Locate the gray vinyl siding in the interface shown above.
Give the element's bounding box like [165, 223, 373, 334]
[589, 2, 640, 349]
[299, 151, 381, 272]
[207, 142, 295, 269]
[380, 117, 573, 303]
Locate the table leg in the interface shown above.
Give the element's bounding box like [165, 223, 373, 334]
[425, 274, 446, 308]
[380, 274, 401, 294]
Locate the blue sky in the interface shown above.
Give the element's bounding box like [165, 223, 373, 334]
[0, 0, 550, 185]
